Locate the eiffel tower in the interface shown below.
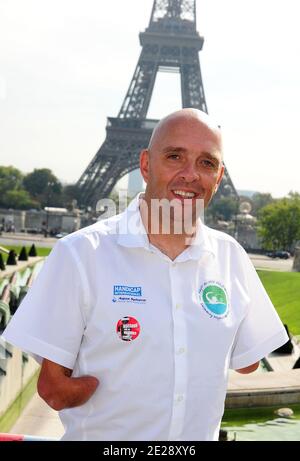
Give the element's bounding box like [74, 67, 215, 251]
[77, 0, 237, 208]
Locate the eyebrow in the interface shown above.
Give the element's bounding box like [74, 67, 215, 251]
[162, 146, 187, 154]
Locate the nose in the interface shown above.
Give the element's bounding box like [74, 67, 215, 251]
[179, 163, 200, 183]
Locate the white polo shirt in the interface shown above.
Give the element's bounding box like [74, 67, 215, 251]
[2, 196, 288, 441]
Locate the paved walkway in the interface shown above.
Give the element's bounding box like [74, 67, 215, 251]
[249, 254, 293, 272]
[267, 339, 300, 371]
[0, 233, 57, 249]
[1, 234, 296, 272]
[10, 393, 64, 440]
[226, 340, 300, 408]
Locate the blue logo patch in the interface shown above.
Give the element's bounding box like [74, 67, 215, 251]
[113, 285, 142, 297]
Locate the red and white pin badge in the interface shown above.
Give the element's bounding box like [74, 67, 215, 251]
[116, 316, 140, 342]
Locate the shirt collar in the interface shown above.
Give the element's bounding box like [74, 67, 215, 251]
[117, 193, 150, 249]
[117, 193, 215, 261]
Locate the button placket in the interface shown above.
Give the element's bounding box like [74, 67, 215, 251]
[168, 263, 188, 441]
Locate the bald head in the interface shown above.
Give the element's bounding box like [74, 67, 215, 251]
[140, 107, 225, 210]
[148, 108, 223, 159]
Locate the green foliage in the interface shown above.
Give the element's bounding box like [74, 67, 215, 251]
[0, 166, 23, 195]
[207, 196, 237, 221]
[23, 168, 63, 207]
[0, 166, 26, 208]
[0, 163, 82, 210]
[222, 404, 300, 428]
[23, 168, 62, 200]
[0, 166, 40, 209]
[2, 245, 52, 262]
[258, 196, 300, 251]
[3, 189, 39, 210]
[251, 192, 274, 216]
[288, 191, 300, 200]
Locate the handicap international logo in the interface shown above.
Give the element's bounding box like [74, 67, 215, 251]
[116, 316, 140, 342]
[114, 285, 142, 297]
[112, 285, 146, 304]
[199, 282, 229, 319]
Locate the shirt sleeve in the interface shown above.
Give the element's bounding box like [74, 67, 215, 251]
[1, 238, 88, 369]
[229, 248, 289, 370]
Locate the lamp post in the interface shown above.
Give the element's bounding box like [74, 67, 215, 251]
[234, 197, 240, 241]
[45, 181, 55, 237]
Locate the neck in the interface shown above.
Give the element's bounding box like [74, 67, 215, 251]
[147, 233, 191, 260]
[139, 195, 197, 260]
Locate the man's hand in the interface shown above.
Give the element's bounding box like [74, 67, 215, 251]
[235, 361, 260, 374]
[37, 359, 99, 411]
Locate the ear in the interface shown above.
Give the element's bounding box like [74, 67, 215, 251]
[140, 149, 149, 184]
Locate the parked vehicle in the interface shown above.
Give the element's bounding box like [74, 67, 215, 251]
[55, 232, 69, 239]
[266, 251, 290, 259]
[27, 228, 41, 234]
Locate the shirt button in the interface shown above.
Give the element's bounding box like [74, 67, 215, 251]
[176, 395, 184, 403]
[177, 347, 186, 355]
[175, 303, 181, 310]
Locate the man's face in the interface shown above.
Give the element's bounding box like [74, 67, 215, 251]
[140, 117, 224, 216]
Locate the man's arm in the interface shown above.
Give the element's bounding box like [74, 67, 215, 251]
[37, 359, 99, 411]
[235, 361, 259, 374]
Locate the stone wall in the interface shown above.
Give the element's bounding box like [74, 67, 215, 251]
[0, 346, 39, 417]
[0, 208, 81, 234]
[293, 247, 300, 272]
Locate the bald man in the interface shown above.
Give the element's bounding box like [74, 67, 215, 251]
[2, 109, 288, 441]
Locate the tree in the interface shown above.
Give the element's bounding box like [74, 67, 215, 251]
[0, 166, 24, 207]
[258, 197, 300, 251]
[288, 191, 300, 200]
[3, 190, 39, 210]
[207, 196, 237, 222]
[23, 169, 63, 207]
[251, 192, 274, 216]
[62, 184, 81, 210]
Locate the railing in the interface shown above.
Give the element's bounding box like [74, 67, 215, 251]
[0, 432, 58, 441]
[0, 257, 44, 432]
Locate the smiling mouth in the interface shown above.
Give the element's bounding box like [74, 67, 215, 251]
[172, 190, 197, 199]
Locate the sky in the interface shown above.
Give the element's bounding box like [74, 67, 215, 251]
[0, 0, 300, 197]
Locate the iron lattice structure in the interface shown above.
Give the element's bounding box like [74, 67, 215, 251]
[77, 0, 237, 207]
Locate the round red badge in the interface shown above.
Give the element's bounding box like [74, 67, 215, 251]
[116, 316, 140, 342]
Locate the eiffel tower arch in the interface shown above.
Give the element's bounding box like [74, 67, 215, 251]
[77, 0, 237, 208]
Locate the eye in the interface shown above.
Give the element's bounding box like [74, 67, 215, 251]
[201, 159, 217, 169]
[167, 153, 180, 160]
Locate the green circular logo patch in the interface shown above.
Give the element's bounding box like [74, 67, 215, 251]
[200, 282, 228, 318]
